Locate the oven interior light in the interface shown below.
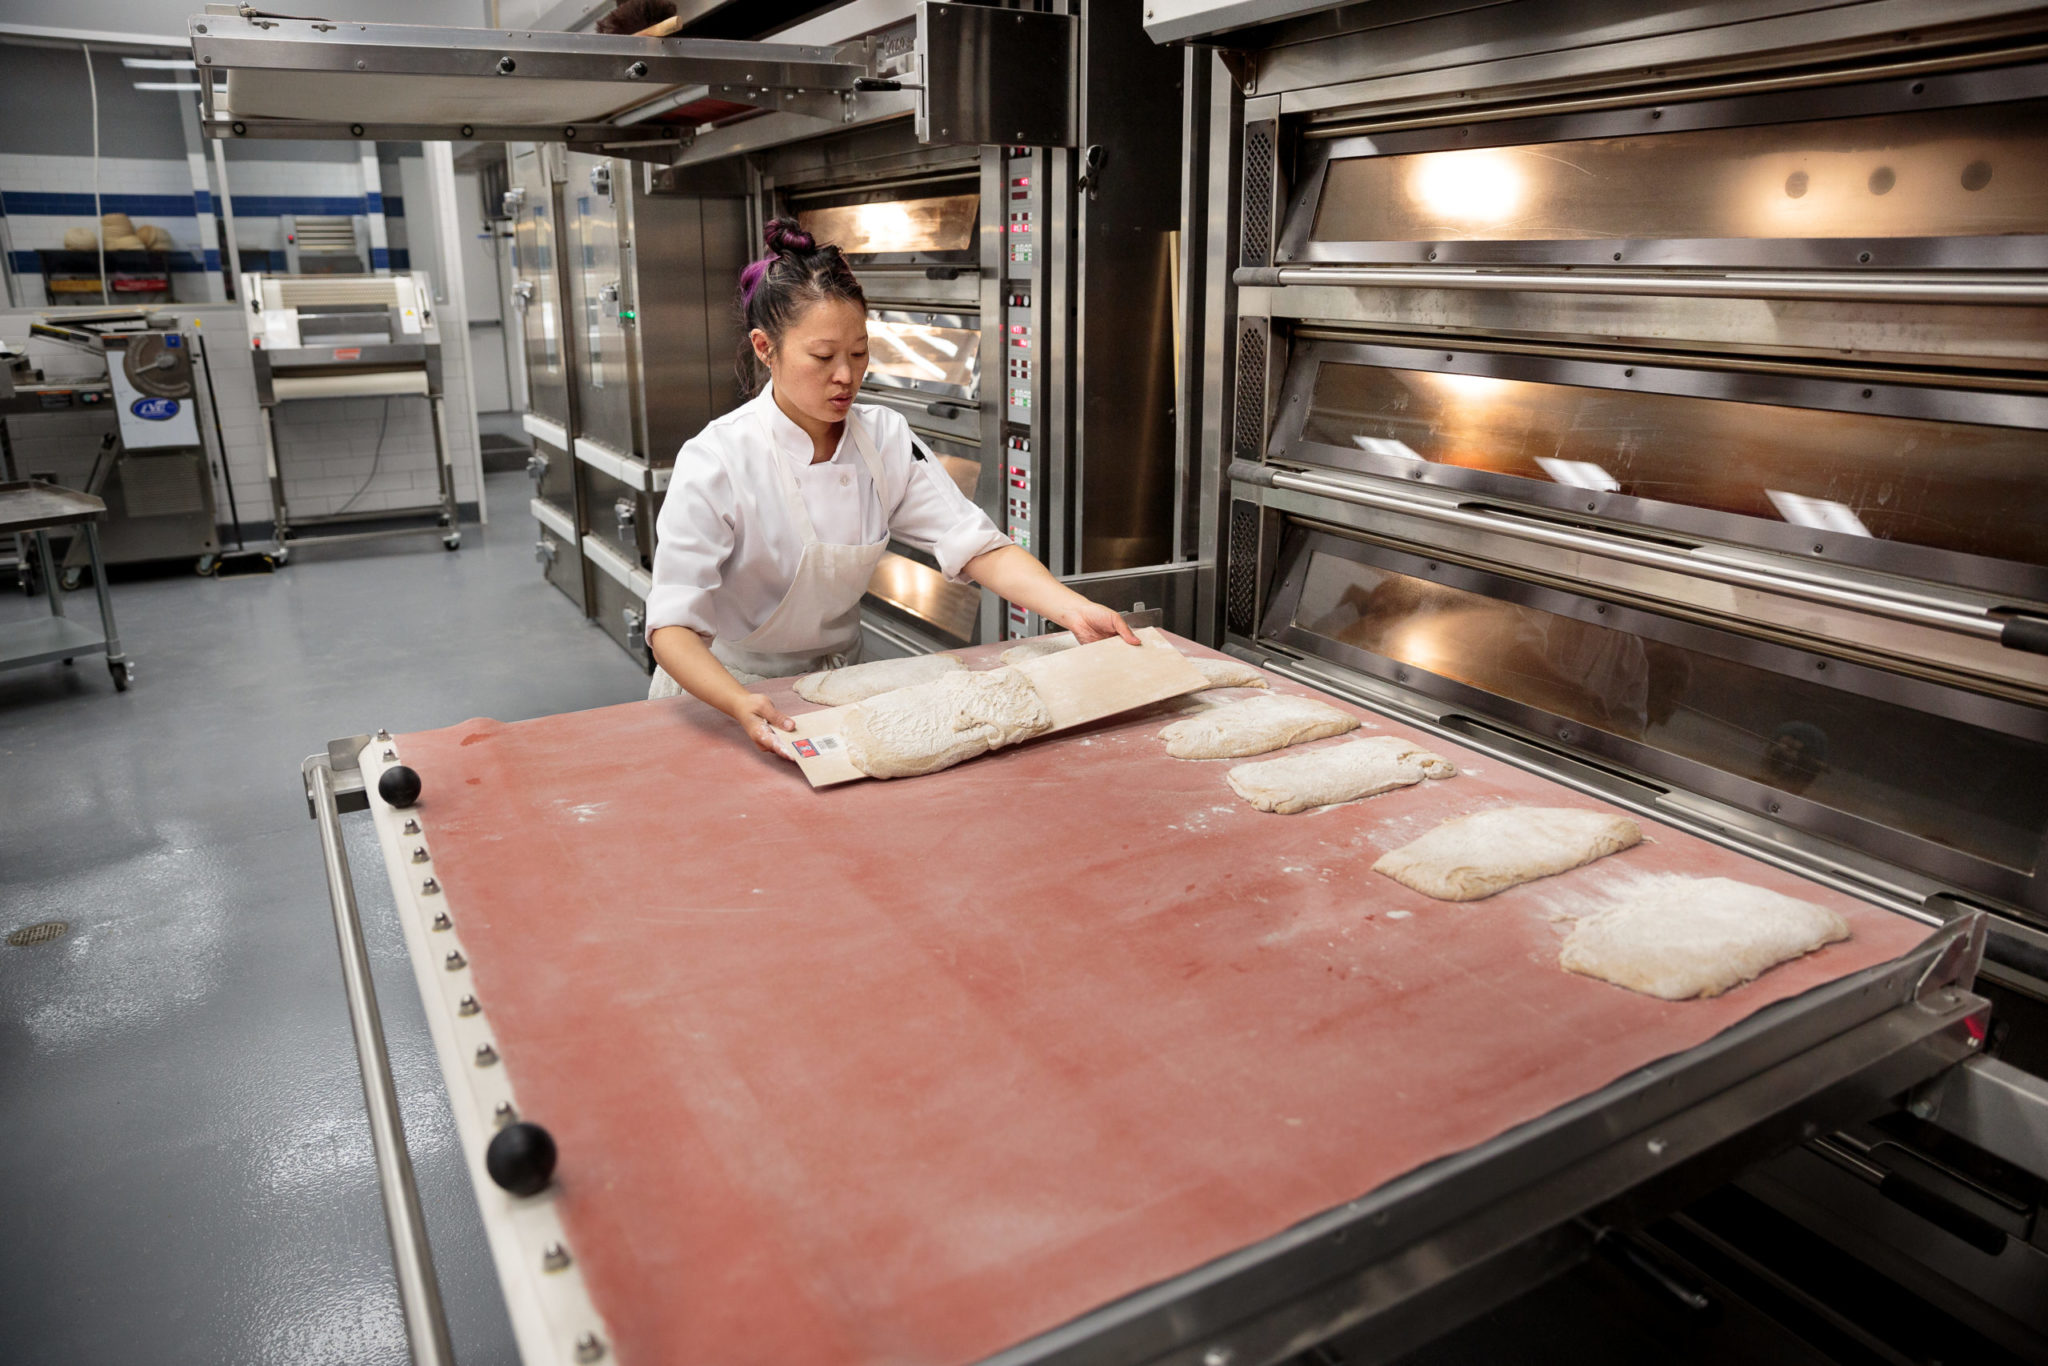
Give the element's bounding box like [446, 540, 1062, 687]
[1429, 371, 1516, 402]
[1408, 148, 1526, 226]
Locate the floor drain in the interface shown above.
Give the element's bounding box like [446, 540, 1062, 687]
[7, 920, 69, 947]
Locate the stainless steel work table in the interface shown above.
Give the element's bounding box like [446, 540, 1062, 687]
[0, 480, 133, 692]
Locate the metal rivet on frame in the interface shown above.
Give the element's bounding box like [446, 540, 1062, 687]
[375, 727, 391, 741]
[412, 846, 430, 864]
[475, 1043, 499, 1067]
[423, 878, 441, 895]
[575, 1333, 608, 1363]
[431, 912, 453, 932]
[402, 819, 421, 835]
[542, 1242, 572, 1272]
[493, 1100, 517, 1127]
[459, 994, 481, 1016]
[445, 950, 467, 971]
[382, 748, 396, 761]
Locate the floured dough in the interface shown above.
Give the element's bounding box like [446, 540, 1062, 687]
[1159, 693, 1359, 760]
[1228, 735, 1455, 814]
[1560, 875, 1851, 999]
[998, 633, 1077, 666]
[1373, 807, 1642, 901]
[841, 667, 1053, 779]
[1192, 656, 1269, 690]
[794, 652, 964, 705]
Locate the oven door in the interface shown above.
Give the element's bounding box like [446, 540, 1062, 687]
[862, 431, 988, 651]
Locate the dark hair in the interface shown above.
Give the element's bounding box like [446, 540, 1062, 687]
[736, 217, 866, 390]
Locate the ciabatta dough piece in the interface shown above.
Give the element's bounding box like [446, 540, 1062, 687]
[1374, 807, 1642, 901]
[1228, 735, 1455, 814]
[1159, 693, 1359, 760]
[841, 667, 1053, 779]
[794, 652, 964, 705]
[998, 632, 1078, 666]
[1192, 656, 1269, 690]
[1560, 876, 1851, 999]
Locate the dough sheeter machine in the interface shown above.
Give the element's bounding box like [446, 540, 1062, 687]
[243, 270, 460, 559]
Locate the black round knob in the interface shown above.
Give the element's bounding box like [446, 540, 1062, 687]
[486, 1121, 557, 1196]
[378, 765, 422, 809]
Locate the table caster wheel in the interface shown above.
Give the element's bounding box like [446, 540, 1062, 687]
[272, 547, 291, 567]
[443, 534, 462, 551]
[110, 660, 132, 692]
[196, 553, 217, 576]
[61, 567, 84, 592]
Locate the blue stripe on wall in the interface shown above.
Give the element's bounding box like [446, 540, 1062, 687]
[366, 190, 384, 213]
[230, 195, 370, 217]
[371, 246, 390, 268]
[384, 195, 404, 218]
[193, 189, 214, 213]
[2, 191, 378, 219]
[2, 192, 200, 218]
[9, 249, 216, 273]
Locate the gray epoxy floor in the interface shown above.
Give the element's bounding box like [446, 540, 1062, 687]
[0, 473, 647, 1365]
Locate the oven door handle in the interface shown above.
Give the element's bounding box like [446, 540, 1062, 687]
[1234, 459, 2048, 652]
[1236, 266, 2048, 307]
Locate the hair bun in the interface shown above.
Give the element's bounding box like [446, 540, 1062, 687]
[762, 217, 816, 256]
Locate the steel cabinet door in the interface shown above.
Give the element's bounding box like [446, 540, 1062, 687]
[564, 152, 639, 458]
[509, 142, 572, 430]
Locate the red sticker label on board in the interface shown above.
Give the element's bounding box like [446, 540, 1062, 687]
[333, 347, 362, 360]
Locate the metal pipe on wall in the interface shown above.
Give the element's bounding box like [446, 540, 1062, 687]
[425, 140, 489, 525]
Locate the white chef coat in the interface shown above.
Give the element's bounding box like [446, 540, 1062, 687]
[645, 384, 1011, 646]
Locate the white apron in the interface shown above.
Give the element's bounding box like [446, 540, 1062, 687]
[648, 407, 890, 698]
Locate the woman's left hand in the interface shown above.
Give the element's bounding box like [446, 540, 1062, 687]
[1060, 599, 1142, 646]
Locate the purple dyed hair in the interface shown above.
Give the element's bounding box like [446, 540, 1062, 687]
[735, 216, 865, 390]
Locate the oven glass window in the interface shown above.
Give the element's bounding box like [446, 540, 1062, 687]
[1297, 362, 2048, 571]
[1289, 551, 2048, 872]
[799, 192, 978, 256]
[865, 316, 981, 400]
[1312, 101, 2048, 244]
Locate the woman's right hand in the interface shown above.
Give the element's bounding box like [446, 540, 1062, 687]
[730, 692, 798, 759]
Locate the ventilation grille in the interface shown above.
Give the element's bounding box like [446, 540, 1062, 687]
[7, 921, 68, 947]
[1226, 500, 1260, 638]
[1240, 120, 1275, 269]
[1233, 323, 1267, 459]
[292, 215, 359, 254]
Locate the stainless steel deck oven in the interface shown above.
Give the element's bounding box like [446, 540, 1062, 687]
[1158, 0, 2048, 1354]
[654, 0, 1198, 658]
